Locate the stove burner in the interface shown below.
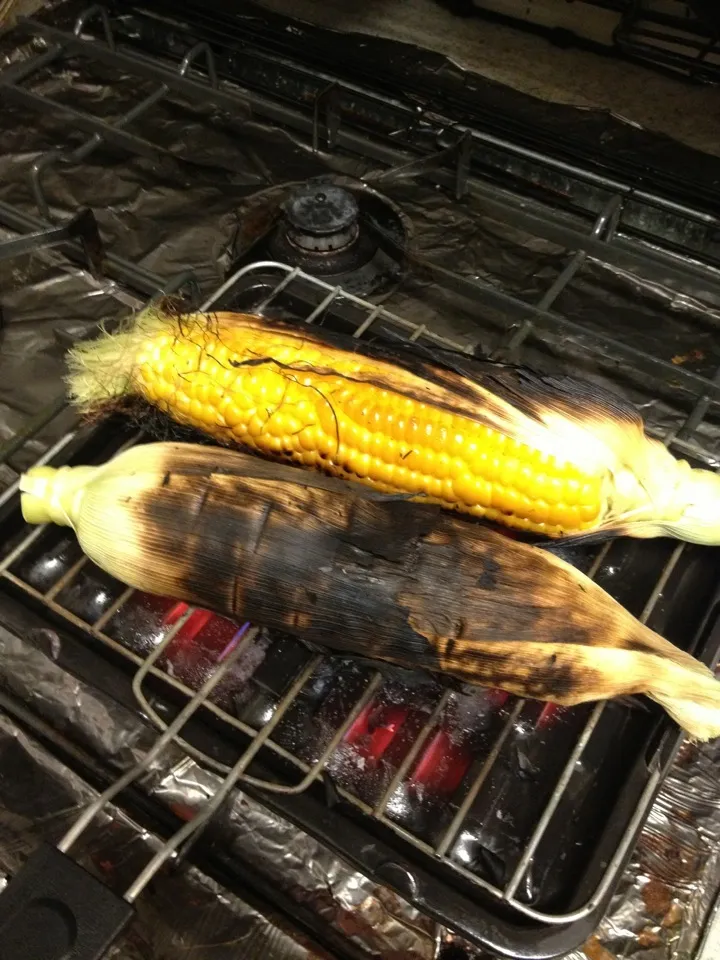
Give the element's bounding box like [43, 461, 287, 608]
[285, 185, 360, 254]
[227, 178, 410, 298]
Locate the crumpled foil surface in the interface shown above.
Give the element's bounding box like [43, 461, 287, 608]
[1, 5, 720, 959]
[0, 701, 337, 960]
[0, 623, 442, 959]
[566, 737, 720, 960]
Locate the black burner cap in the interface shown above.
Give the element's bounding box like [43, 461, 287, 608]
[286, 185, 359, 236]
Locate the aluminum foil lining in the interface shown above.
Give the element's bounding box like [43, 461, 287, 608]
[0, 623, 441, 960]
[0, 701, 337, 960]
[1, 8, 720, 959]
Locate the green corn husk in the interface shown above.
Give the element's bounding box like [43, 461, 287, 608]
[20, 441, 720, 741]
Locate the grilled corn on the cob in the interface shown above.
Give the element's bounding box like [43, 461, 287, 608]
[19, 442, 720, 740]
[67, 304, 720, 543]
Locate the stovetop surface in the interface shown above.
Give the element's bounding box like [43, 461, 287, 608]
[1, 3, 720, 960]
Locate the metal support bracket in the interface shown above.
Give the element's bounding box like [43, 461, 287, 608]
[312, 82, 342, 153]
[0, 207, 105, 277]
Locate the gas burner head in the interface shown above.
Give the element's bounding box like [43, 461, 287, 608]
[285, 185, 360, 254]
[228, 178, 410, 298]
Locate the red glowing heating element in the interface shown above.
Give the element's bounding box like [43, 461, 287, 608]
[342, 688, 564, 798]
[157, 606, 565, 799]
[163, 602, 214, 651]
[159, 603, 248, 684]
[342, 693, 494, 797]
[344, 703, 412, 761]
[411, 729, 473, 796]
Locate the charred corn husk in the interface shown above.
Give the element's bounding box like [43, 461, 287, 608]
[67, 304, 720, 543]
[19, 442, 720, 741]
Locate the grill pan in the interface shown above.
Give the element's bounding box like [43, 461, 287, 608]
[0, 263, 719, 958]
[1, 3, 720, 955]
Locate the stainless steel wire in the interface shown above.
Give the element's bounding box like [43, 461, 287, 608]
[58, 620, 258, 854]
[0, 3, 718, 933]
[2, 260, 713, 927]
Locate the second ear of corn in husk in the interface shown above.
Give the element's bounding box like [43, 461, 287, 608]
[19, 442, 720, 741]
[66, 304, 720, 544]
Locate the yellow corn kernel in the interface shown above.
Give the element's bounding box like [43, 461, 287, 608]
[298, 426, 319, 452]
[347, 450, 372, 479]
[564, 477, 582, 504]
[368, 458, 394, 486]
[426, 476, 445, 500]
[174, 392, 191, 416]
[498, 457, 519, 488]
[120, 320, 607, 536]
[222, 403, 247, 430]
[474, 451, 501, 483]
[403, 470, 425, 494]
[580, 502, 600, 523]
[316, 430, 337, 458]
[248, 412, 271, 438]
[526, 499, 551, 525]
[453, 472, 492, 508]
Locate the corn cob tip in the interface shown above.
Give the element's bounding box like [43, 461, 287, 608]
[655, 466, 720, 545]
[20, 464, 96, 528]
[652, 671, 720, 742]
[66, 303, 169, 409]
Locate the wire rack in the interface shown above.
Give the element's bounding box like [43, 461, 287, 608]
[1, 3, 720, 943]
[1, 260, 718, 930]
[615, 1, 720, 82]
[6, 6, 720, 290]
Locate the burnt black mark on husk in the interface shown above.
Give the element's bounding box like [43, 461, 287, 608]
[132, 462, 644, 699]
[475, 556, 500, 589]
[431, 640, 586, 699]
[528, 660, 579, 698]
[444, 637, 458, 661]
[139, 480, 238, 615]
[192, 476, 214, 522]
[137, 471, 447, 672]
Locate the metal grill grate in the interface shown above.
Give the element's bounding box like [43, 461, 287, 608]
[0, 261, 717, 929]
[615, 1, 720, 82]
[1, 5, 720, 949]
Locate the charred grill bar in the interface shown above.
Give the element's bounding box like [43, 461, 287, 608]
[1, 4, 720, 959]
